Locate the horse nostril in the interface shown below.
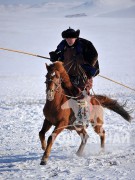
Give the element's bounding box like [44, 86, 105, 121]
[50, 89, 54, 92]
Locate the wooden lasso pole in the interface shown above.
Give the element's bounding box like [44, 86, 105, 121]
[0, 47, 50, 60]
[0, 47, 135, 92]
[98, 74, 135, 92]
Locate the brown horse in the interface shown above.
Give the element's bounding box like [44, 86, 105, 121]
[39, 61, 131, 165]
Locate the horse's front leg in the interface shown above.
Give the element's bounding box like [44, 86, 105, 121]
[39, 118, 52, 151]
[40, 120, 67, 165]
[76, 128, 89, 157]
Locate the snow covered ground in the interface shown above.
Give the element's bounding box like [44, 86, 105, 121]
[0, 0, 135, 179]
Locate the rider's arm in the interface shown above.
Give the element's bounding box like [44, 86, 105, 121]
[49, 40, 66, 62]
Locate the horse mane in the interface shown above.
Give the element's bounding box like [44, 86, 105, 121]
[49, 61, 73, 89]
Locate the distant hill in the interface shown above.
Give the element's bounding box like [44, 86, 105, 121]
[97, 5, 135, 18]
[0, 0, 135, 18]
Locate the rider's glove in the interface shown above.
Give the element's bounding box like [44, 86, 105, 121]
[49, 51, 58, 62]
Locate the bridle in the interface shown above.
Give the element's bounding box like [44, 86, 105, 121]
[46, 78, 61, 92]
[45, 71, 85, 101]
[45, 73, 62, 101]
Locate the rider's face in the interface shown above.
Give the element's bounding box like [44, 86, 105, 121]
[65, 38, 77, 46]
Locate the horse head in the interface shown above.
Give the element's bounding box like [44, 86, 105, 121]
[45, 62, 62, 101]
[45, 61, 81, 101]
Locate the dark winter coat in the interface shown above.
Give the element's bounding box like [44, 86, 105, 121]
[50, 38, 99, 77]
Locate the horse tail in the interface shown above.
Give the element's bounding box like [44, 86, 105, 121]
[94, 95, 132, 122]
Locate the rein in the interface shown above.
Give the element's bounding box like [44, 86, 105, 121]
[47, 77, 83, 99]
[61, 91, 83, 99]
[47, 79, 61, 91]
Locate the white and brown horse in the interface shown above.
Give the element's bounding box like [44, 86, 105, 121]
[39, 61, 131, 165]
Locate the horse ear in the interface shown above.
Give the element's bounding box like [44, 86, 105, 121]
[45, 63, 49, 71]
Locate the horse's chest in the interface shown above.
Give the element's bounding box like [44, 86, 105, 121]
[43, 104, 63, 124]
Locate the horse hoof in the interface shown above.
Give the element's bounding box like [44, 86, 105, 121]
[76, 151, 83, 157]
[42, 146, 46, 151]
[40, 160, 47, 165]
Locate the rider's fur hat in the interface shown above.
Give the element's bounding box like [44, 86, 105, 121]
[62, 27, 80, 38]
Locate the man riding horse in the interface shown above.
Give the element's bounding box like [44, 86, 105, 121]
[49, 28, 99, 125]
[49, 27, 99, 94]
[39, 28, 131, 165]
